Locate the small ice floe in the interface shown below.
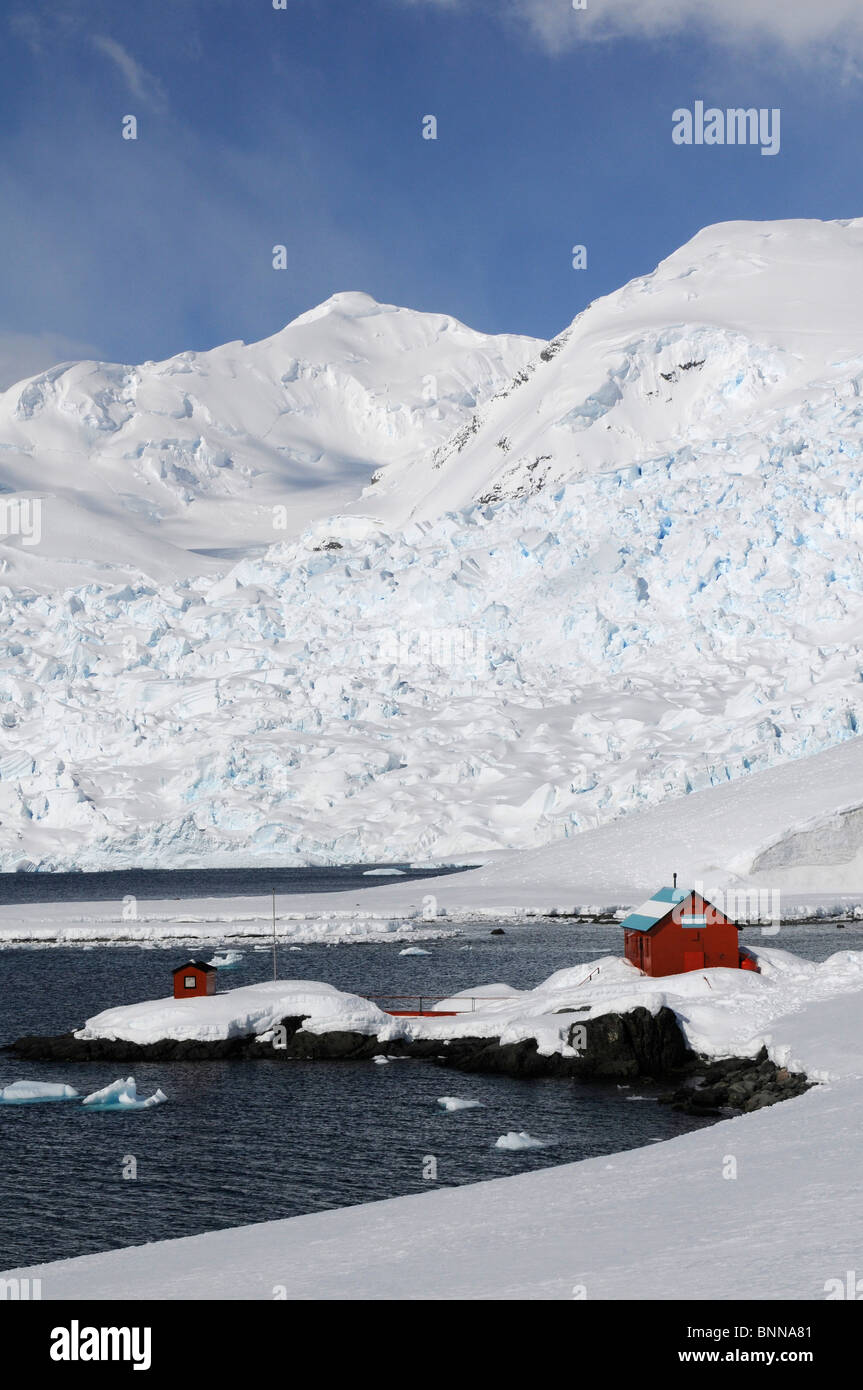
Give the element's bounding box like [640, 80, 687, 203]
[437, 1096, 482, 1112]
[364, 868, 405, 876]
[207, 950, 244, 969]
[626, 1096, 649, 1102]
[373, 1056, 391, 1065]
[399, 946, 431, 956]
[0, 1080, 79, 1104]
[82, 1078, 167, 1111]
[494, 1131, 546, 1151]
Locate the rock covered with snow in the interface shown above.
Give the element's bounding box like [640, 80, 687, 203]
[66, 945, 863, 1086]
[74, 980, 388, 1045]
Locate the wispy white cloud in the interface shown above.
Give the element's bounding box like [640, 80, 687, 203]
[9, 11, 46, 56]
[394, 0, 863, 59]
[92, 35, 168, 111]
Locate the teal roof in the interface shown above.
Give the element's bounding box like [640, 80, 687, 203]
[621, 885, 703, 933]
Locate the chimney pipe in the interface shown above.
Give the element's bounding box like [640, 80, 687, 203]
[673, 872, 677, 888]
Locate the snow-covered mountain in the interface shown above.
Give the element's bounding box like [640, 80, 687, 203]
[0, 292, 540, 587]
[391, 217, 863, 518]
[1, 217, 863, 871]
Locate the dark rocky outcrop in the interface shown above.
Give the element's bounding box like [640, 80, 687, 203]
[8, 1015, 313, 1064]
[10, 1031, 258, 1063]
[4, 1013, 811, 1112]
[658, 1047, 811, 1115]
[5, 1004, 693, 1080]
[433, 1006, 692, 1079]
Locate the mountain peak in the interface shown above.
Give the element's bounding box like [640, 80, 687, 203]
[287, 291, 393, 328]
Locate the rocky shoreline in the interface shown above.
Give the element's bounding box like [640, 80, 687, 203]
[4, 1005, 811, 1113]
[658, 1047, 811, 1115]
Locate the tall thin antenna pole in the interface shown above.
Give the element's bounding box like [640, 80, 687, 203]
[272, 888, 277, 982]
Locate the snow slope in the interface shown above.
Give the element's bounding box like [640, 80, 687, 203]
[9, 950, 863, 1300]
[400, 217, 863, 519]
[440, 733, 863, 907]
[0, 292, 539, 587]
[1, 218, 863, 870]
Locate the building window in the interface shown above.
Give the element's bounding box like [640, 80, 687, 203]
[184, 976, 196, 989]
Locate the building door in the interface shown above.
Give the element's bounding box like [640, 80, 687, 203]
[683, 950, 705, 972]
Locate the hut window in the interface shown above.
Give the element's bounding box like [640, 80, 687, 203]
[184, 976, 196, 989]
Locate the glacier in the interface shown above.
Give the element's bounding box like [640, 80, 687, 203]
[1, 218, 863, 871]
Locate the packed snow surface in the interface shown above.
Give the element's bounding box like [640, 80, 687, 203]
[2, 219, 863, 873]
[82, 1078, 167, 1110]
[0, 1080, 78, 1103]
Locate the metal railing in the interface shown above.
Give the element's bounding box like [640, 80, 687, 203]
[363, 968, 603, 1015]
[361, 994, 515, 1016]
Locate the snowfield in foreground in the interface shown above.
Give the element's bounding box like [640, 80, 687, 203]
[9, 947, 863, 1300]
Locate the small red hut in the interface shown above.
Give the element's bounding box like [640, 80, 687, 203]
[172, 960, 217, 999]
[621, 882, 759, 978]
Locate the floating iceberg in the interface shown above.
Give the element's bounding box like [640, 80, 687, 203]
[0, 1080, 79, 1104]
[437, 1096, 482, 1111]
[399, 947, 431, 956]
[494, 1131, 546, 1150]
[82, 1077, 167, 1111]
[207, 950, 244, 968]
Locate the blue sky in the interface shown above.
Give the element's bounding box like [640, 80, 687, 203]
[0, 0, 862, 382]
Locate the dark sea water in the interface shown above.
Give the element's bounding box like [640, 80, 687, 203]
[0, 901, 856, 1271]
[0, 862, 467, 905]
